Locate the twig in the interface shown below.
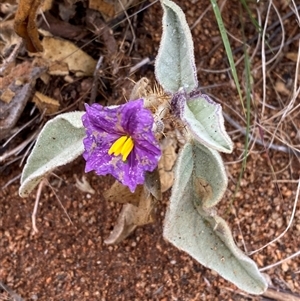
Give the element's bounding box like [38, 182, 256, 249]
[129, 57, 150, 74]
[292, 39, 300, 98]
[118, 0, 136, 55]
[262, 288, 300, 301]
[0, 40, 23, 76]
[264, 3, 286, 67]
[191, 5, 211, 30]
[222, 285, 300, 301]
[0, 132, 39, 163]
[260, 0, 272, 119]
[89, 56, 103, 104]
[32, 178, 47, 234]
[46, 179, 73, 226]
[250, 176, 300, 256]
[1, 174, 21, 190]
[260, 248, 300, 272]
[2, 115, 40, 148]
[223, 112, 300, 156]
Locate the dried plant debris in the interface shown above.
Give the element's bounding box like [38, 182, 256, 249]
[129, 77, 150, 100]
[40, 11, 88, 40]
[12, 0, 134, 53]
[1, 1, 98, 147]
[158, 137, 177, 192]
[0, 0, 18, 18]
[0, 61, 47, 140]
[88, 0, 135, 22]
[144, 168, 162, 201]
[286, 52, 300, 63]
[32, 91, 60, 115]
[47, 61, 69, 76]
[275, 80, 291, 96]
[0, 20, 22, 56]
[58, 0, 80, 22]
[85, 9, 118, 55]
[104, 186, 157, 244]
[41, 36, 97, 77]
[104, 181, 143, 206]
[13, 0, 43, 52]
[74, 175, 95, 194]
[104, 171, 161, 244]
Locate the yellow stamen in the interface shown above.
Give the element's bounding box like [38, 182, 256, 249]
[108, 136, 128, 156]
[108, 135, 134, 161]
[121, 136, 134, 161]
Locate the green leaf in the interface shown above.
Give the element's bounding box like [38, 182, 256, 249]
[155, 0, 198, 94]
[163, 141, 267, 294]
[19, 112, 86, 197]
[183, 94, 233, 153]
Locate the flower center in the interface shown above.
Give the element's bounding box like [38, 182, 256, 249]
[108, 135, 134, 161]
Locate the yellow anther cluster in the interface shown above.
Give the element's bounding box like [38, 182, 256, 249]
[108, 136, 134, 161]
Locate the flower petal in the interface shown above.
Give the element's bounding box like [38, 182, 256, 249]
[82, 100, 161, 192]
[83, 103, 123, 136]
[120, 99, 154, 136]
[83, 142, 112, 174]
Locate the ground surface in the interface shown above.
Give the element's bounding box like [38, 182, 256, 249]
[0, 0, 300, 300]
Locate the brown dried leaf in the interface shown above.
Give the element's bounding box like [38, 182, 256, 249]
[40, 12, 87, 40]
[0, 60, 31, 89]
[89, 0, 115, 20]
[133, 191, 156, 226]
[88, 0, 135, 22]
[145, 169, 162, 201]
[32, 91, 60, 115]
[48, 61, 69, 76]
[41, 36, 97, 77]
[104, 187, 156, 244]
[103, 204, 138, 245]
[103, 171, 161, 244]
[14, 0, 43, 52]
[285, 52, 298, 62]
[103, 181, 142, 206]
[275, 80, 290, 96]
[0, 88, 15, 103]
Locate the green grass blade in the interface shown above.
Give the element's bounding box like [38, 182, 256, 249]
[224, 2, 252, 212]
[240, 0, 262, 33]
[210, 0, 245, 113]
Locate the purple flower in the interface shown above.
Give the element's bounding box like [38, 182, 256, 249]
[82, 99, 161, 192]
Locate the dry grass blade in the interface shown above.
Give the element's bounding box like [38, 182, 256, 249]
[208, 1, 300, 282]
[249, 177, 300, 257]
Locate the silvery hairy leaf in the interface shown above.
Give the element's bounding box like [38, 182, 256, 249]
[19, 112, 85, 197]
[155, 0, 198, 94]
[172, 91, 233, 153]
[163, 141, 267, 294]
